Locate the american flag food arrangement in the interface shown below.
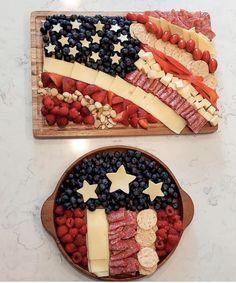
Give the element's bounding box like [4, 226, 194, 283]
[32, 10, 218, 137]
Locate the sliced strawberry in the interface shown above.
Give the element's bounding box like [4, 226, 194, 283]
[107, 91, 114, 106]
[83, 85, 101, 96]
[48, 73, 63, 88]
[127, 104, 139, 116]
[41, 72, 51, 87]
[113, 111, 129, 126]
[129, 114, 139, 128]
[123, 99, 133, 109]
[76, 81, 88, 92]
[147, 114, 158, 123]
[138, 108, 148, 118]
[112, 96, 124, 105]
[62, 77, 76, 93]
[91, 91, 107, 103]
[48, 82, 57, 89]
[139, 118, 148, 129]
[112, 103, 124, 114]
[52, 97, 61, 106]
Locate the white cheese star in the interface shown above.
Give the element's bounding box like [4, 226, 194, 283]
[114, 42, 123, 53]
[118, 34, 128, 42]
[72, 21, 82, 30]
[80, 38, 90, 48]
[110, 24, 121, 32]
[59, 36, 69, 46]
[106, 165, 136, 194]
[69, 46, 78, 57]
[90, 52, 100, 62]
[143, 181, 164, 201]
[52, 23, 61, 33]
[111, 53, 121, 64]
[45, 43, 55, 53]
[77, 180, 98, 202]
[95, 21, 104, 32]
[91, 33, 101, 44]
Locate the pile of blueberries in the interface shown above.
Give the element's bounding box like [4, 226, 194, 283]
[41, 14, 140, 77]
[56, 150, 180, 213]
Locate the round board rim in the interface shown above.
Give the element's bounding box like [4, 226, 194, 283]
[41, 145, 194, 281]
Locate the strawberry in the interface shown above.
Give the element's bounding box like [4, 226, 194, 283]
[112, 103, 124, 114]
[41, 106, 49, 116]
[80, 106, 90, 117]
[129, 114, 139, 128]
[56, 225, 68, 238]
[43, 96, 54, 110]
[113, 111, 129, 126]
[107, 91, 114, 105]
[74, 208, 84, 218]
[78, 245, 87, 257]
[167, 234, 180, 247]
[55, 216, 67, 226]
[68, 108, 79, 120]
[72, 251, 82, 264]
[66, 218, 74, 228]
[147, 114, 158, 123]
[83, 115, 95, 125]
[41, 72, 51, 87]
[49, 73, 63, 88]
[79, 224, 87, 235]
[56, 117, 69, 127]
[74, 234, 86, 247]
[62, 77, 76, 93]
[54, 205, 65, 216]
[61, 233, 73, 243]
[91, 90, 107, 103]
[73, 114, 83, 124]
[59, 101, 69, 108]
[51, 106, 60, 115]
[69, 228, 79, 238]
[76, 81, 88, 92]
[65, 243, 77, 253]
[138, 108, 148, 118]
[52, 97, 61, 106]
[70, 101, 81, 111]
[64, 210, 74, 218]
[127, 104, 139, 116]
[138, 118, 148, 129]
[58, 106, 69, 117]
[81, 256, 88, 267]
[112, 96, 124, 105]
[123, 99, 133, 109]
[46, 114, 56, 126]
[74, 218, 85, 228]
[83, 85, 101, 96]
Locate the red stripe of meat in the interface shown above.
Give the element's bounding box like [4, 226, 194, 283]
[125, 70, 139, 83]
[143, 79, 154, 91]
[136, 74, 148, 88]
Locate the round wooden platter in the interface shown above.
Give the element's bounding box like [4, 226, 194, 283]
[41, 145, 194, 281]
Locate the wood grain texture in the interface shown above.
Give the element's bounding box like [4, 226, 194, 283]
[31, 11, 218, 138]
[41, 145, 194, 281]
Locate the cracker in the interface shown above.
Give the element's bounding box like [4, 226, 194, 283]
[189, 60, 209, 78]
[178, 52, 193, 68]
[135, 229, 156, 247]
[203, 74, 218, 89]
[164, 42, 177, 57]
[155, 39, 166, 52]
[145, 33, 157, 47]
[137, 209, 157, 230]
[131, 23, 148, 43]
[139, 264, 157, 275]
[171, 48, 185, 61]
[137, 247, 159, 268]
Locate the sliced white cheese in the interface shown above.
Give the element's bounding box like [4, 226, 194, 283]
[160, 17, 170, 31]
[182, 29, 191, 42]
[189, 28, 199, 48]
[160, 75, 172, 86]
[169, 23, 183, 37]
[175, 80, 184, 89]
[151, 63, 161, 72]
[141, 52, 153, 61]
[203, 111, 213, 121]
[207, 105, 216, 115]
[129, 87, 147, 106]
[71, 63, 98, 84]
[202, 98, 211, 109]
[43, 57, 73, 77]
[168, 82, 177, 90]
[198, 108, 206, 116]
[94, 71, 115, 91]
[135, 58, 146, 70]
[198, 33, 216, 56]
[149, 16, 161, 27]
[94, 271, 109, 277]
[109, 76, 135, 99]
[142, 63, 151, 74]
[89, 259, 109, 273]
[147, 70, 159, 79]
[210, 115, 219, 126]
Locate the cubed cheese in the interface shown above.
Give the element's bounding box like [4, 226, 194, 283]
[198, 108, 206, 116]
[203, 111, 213, 121]
[147, 58, 156, 66]
[207, 105, 216, 115]
[168, 82, 177, 90]
[202, 99, 211, 109]
[188, 84, 198, 96]
[134, 58, 146, 70]
[193, 100, 205, 110]
[172, 77, 179, 83]
[210, 115, 219, 126]
[156, 70, 165, 78]
[187, 96, 195, 105]
[142, 52, 153, 61]
[166, 73, 173, 81]
[151, 63, 161, 71]
[138, 49, 146, 58]
[142, 63, 151, 74]
[160, 75, 172, 86]
[147, 70, 159, 79]
[178, 86, 191, 98]
[175, 80, 184, 89]
[195, 94, 203, 102]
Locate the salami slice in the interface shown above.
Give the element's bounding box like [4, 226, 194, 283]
[108, 208, 125, 223]
[110, 257, 138, 268]
[143, 79, 154, 91]
[126, 70, 139, 83]
[148, 80, 159, 92]
[169, 95, 182, 109]
[136, 74, 148, 88]
[165, 90, 179, 104]
[110, 242, 140, 261]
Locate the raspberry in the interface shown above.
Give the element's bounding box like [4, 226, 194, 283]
[174, 220, 183, 232]
[169, 227, 179, 236]
[58, 106, 69, 117]
[66, 218, 74, 228]
[41, 106, 49, 116]
[73, 114, 83, 124]
[155, 240, 165, 250]
[65, 243, 77, 253]
[79, 225, 87, 235]
[165, 205, 175, 217]
[157, 249, 167, 257]
[81, 256, 88, 267]
[167, 234, 180, 247]
[172, 214, 181, 222]
[80, 106, 90, 117]
[46, 114, 56, 126]
[157, 210, 167, 220]
[83, 115, 95, 125]
[55, 216, 67, 226]
[51, 106, 60, 115]
[72, 251, 82, 264]
[165, 243, 174, 253]
[68, 108, 79, 120]
[61, 233, 73, 243]
[74, 218, 85, 228]
[56, 225, 68, 238]
[74, 208, 84, 218]
[78, 245, 87, 256]
[57, 117, 68, 127]
[64, 210, 74, 218]
[71, 101, 81, 111]
[69, 228, 79, 238]
[54, 205, 65, 216]
[74, 234, 86, 247]
[157, 228, 167, 240]
[158, 220, 169, 229]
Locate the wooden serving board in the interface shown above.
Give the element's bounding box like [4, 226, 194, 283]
[31, 11, 218, 138]
[41, 145, 194, 281]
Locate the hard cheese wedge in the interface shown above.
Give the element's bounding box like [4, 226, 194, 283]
[43, 57, 73, 77]
[95, 71, 115, 91]
[71, 63, 98, 84]
[109, 75, 135, 99]
[89, 260, 109, 273]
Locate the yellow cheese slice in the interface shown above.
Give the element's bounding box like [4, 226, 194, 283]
[71, 63, 98, 84]
[94, 71, 115, 91]
[129, 87, 147, 106]
[94, 271, 109, 277]
[189, 28, 199, 48]
[182, 28, 191, 42]
[169, 23, 183, 37]
[89, 259, 109, 273]
[160, 17, 170, 31]
[109, 76, 135, 99]
[87, 209, 109, 260]
[43, 57, 73, 77]
[198, 33, 216, 56]
[149, 16, 161, 27]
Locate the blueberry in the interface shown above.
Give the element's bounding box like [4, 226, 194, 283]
[173, 202, 178, 209]
[173, 192, 178, 198]
[63, 46, 70, 55]
[78, 33, 85, 40]
[44, 20, 51, 30]
[40, 26, 47, 35]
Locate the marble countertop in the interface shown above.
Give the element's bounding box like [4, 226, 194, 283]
[0, 0, 236, 281]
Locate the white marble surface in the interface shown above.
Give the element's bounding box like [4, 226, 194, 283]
[0, 0, 236, 281]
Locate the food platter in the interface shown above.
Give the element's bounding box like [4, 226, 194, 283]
[41, 145, 194, 280]
[31, 10, 218, 138]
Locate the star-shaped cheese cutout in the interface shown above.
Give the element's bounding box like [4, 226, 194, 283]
[111, 53, 121, 64]
[95, 21, 104, 31]
[106, 165, 136, 194]
[77, 180, 98, 202]
[52, 23, 61, 33]
[72, 21, 82, 30]
[143, 181, 164, 201]
[69, 46, 78, 57]
[118, 34, 128, 42]
[114, 42, 123, 53]
[90, 52, 100, 62]
[91, 33, 101, 44]
[80, 38, 90, 48]
[110, 24, 121, 32]
[59, 36, 69, 46]
[45, 43, 55, 53]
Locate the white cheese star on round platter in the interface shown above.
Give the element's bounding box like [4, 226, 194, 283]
[110, 24, 121, 32]
[72, 20, 82, 30]
[76, 180, 98, 202]
[69, 46, 78, 57]
[118, 34, 128, 43]
[59, 36, 69, 46]
[52, 23, 61, 33]
[45, 43, 55, 53]
[142, 181, 164, 201]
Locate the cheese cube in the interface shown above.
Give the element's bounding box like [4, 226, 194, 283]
[141, 52, 153, 61]
[193, 100, 205, 110]
[156, 70, 165, 78]
[187, 96, 195, 105]
[202, 98, 211, 109]
[134, 59, 146, 70]
[151, 63, 161, 71]
[138, 49, 146, 58]
[166, 73, 174, 81]
[160, 75, 172, 86]
[203, 111, 213, 121]
[172, 77, 179, 83]
[198, 108, 206, 116]
[147, 58, 156, 66]
[210, 115, 219, 126]
[142, 63, 151, 74]
[147, 70, 159, 79]
[207, 105, 216, 115]
[175, 80, 184, 89]
[195, 95, 203, 102]
[168, 82, 177, 90]
[188, 84, 198, 96]
[178, 86, 191, 98]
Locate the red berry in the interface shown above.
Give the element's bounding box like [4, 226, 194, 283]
[52, 96, 61, 106]
[168, 227, 179, 236]
[172, 214, 181, 221]
[79, 225, 87, 235]
[155, 240, 165, 250]
[74, 208, 84, 218]
[165, 243, 174, 253]
[54, 205, 65, 216]
[173, 220, 183, 232]
[58, 106, 69, 117]
[167, 234, 180, 247]
[74, 234, 86, 247]
[43, 97, 55, 110]
[73, 114, 83, 124]
[71, 101, 81, 111]
[64, 210, 74, 218]
[69, 228, 79, 238]
[157, 249, 167, 257]
[46, 114, 56, 126]
[56, 117, 68, 127]
[72, 251, 82, 264]
[158, 220, 169, 229]
[81, 256, 88, 267]
[65, 243, 77, 253]
[157, 210, 167, 220]
[61, 233, 73, 243]
[51, 106, 60, 115]
[56, 225, 68, 238]
[80, 106, 90, 117]
[68, 108, 79, 120]
[41, 106, 49, 116]
[74, 218, 85, 228]
[165, 205, 175, 217]
[137, 14, 149, 24]
[78, 245, 87, 256]
[126, 12, 138, 21]
[83, 115, 95, 125]
[66, 218, 74, 228]
[55, 216, 67, 226]
[157, 228, 167, 240]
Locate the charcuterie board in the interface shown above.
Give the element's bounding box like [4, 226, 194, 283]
[41, 145, 194, 280]
[31, 11, 218, 138]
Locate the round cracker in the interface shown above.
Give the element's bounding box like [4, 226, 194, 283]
[171, 48, 185, 61]
[137, 209, 157, 230]
[137, 226, 157, 234]
[164, 42, 177, 57]
[135, 229, 156, 247]
[138, 247, 159, 268]
[189, 60, 209, 78]
[131, 23, 147, 43]
[139, 264, 157, 275]
[203, 74, 218, 89]
[129, 24, 136, 39]
[155, 39, 166, 52]
[145, 33, 157, 47]
[178, 52, 193, 68]
[152, 225, 158, 233]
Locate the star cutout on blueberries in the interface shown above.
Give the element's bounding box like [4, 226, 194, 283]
[77, 180, 98, 202]
[90, 52, 100, 62]
[72, 20, 82, 30]
[59, 36, 69, 46]
[80, 38, 90, 48]
[110, 24, 121, 32]
[91, 33, 101, 44]
[143, 181, 164, 201]
[69, 46, 78, 57]
[45, 43, 55, 53]
[106, 165, 136, 194]
[52, 23, 61, 33]
[95, 21, 104, 32]
[111, 53, 121, 64]
[114, 42, 123, 53]
[118, 34, 128, 42]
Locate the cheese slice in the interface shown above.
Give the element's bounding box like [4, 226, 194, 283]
[71, 63, 98, 84]
[169, 23, 183, 37]
[129, 87, 147, 106]
[149, 16, 161, 27]
[182, 29, 191, 42]
[89, 259, 109, 273]
[94, 71, 115, 91]
[43, 57, 73, 77]
[198, 33, 216, 56]
[94, 271, 109, 277]
[160, 17, 170, 31]
[87, 209, 109, 260]
[189, 28, 199, 48]
[109, 76, 135, 99]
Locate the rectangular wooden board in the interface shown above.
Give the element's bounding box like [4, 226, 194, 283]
[31, 11, 218, 138]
